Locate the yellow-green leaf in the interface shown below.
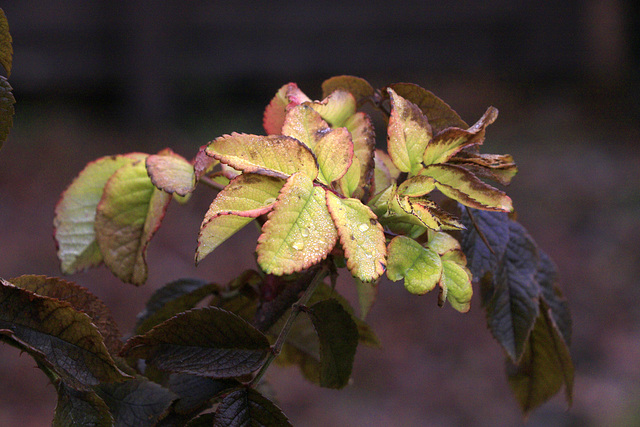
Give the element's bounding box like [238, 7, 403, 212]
[422, 107, 498, 165]
[450, 152, 518, 185]
[344, 112, 375, 194]
[281, 103, 330, 151]
[314, 127, 353, 185]
[387, 236, 442, 295]
[387, 88, 432, 174]
[426, 230, 462, 255]
[309, 90, 357, 127]
[146, 148, 196, 197]
[0, 9, 12, 77]
[326, 192, 386, 281]
[396, 175, 436, 197]
[338, 155, 361, 198]
[54, 153, 147, 274]
[206, 132, 318, 180]
[395, 194, 464, 231]
[95, 159, 171, 285]
[421, 164, 513, 211]
[257, 173, 337, 275]
[196, 174, 285, 264]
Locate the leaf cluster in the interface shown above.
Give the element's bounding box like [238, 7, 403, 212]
[0, 63, 574, 424]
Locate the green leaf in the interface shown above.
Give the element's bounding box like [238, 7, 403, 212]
[307, 299, 359, 389]
[321, 75, 375, 106]
[326, 192, 387, 281]
[196, 173, 285, 264]
[213, 387, 292, 427]
[482, 221, 542, 362]
[440, 254, 473, 312]
[387, 83, 468, 133]
[96, 376, 177, 426]
[95, 159, 171, 285]
[387, 236, 442, 295]
[422, 107, 498, 166]
[0, 279, 129, 388]
[53, 381, 113, 427]
[146, 149, 196, 197]
[135, 278, 218, 335]
[263, 83, 310, 135]
[309, 90, 357, 127]
[506, 301, 574, 416]
[281, 103, 329, 151]
[337, 155, 361, 198]
[313, 127, 353, 185]
[420, 164, 513, 211]
[9, 275, 122, 354]
[54, 153, 146, 274]
[387, 88, 431, 174]
[0, 9, 11, 77]
[0, 76, 14, 148]
[120, 307, 270, 378]
[257, 173, 338, 275]
[206, 132, 318, 180]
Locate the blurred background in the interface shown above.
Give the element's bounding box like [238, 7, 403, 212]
[1, 1, 639, 425]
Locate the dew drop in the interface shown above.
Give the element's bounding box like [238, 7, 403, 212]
[364, 251, 374, 259]
[358, 223, 370, 232]
[292, 240, 305, 251]
[300, 227, 310, 237]
[265, 197, 276, 205]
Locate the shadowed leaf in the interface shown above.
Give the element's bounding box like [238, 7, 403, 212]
[387, 88, 431, 174]
[326, 192, 386, 281]
[95, 159, 171, 285]
[0, 279, 129, 388]
[537, 252, 572, 346]
[506, 301, 574, 415]
[54, 153, 146, 274]
[460, 208, 510, 277]
[97, 376, 177, 426]
[353, 277, 378, 320]
[213, 387, 291, 427]
[196, 173, 284, 263]
[308, 299, 359, 389]
[167, 374, 238, 415]
[388, 83, 468, 133]
[135, 278, 218, 335]
[321, 75, 375, 106]
[53, 381, 113, 427]
[257, 173, 337, 275]
[344, 111, 375, 196]
[0, 76, 14, 148]
[120, 307, 270, 378]
[9, 275, 122, 354]
[206, 132, 318, 180]
[0, 9, 11, 77]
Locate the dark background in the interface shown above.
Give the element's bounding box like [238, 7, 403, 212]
[1, 1, 639, 425]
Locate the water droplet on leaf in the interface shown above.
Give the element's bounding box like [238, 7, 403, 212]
[300, 227, 310, 237]
[292, 240, 305, 251]
[265, 197, 276, 205]
[358, 223, 369, 232]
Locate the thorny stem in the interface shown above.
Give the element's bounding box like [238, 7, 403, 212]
[249, 264, 330, 387]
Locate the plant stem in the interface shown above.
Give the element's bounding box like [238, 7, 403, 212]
[249, 264, 329, 387]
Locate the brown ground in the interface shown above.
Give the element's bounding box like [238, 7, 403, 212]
[1, 80, 638, 426]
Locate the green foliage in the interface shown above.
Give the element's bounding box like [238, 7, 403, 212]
[0, 52, 573, 424]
